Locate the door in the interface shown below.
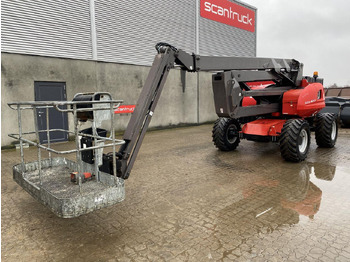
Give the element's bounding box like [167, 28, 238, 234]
[34, 81, 69, 144]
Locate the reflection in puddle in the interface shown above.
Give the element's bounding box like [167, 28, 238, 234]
[243, 163, 333, 221]
[217, 162, 336, 235]
[213, 162, 338, 259]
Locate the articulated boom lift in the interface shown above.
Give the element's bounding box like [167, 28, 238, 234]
[9, 43, 337, 217]
[113, 43, 337, 179]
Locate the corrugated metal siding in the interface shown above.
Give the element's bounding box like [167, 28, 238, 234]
[1, 0, 256, 64]
[199, 0, 256, 57]
[95, 0, 196, 66]
[1, 0, 92, 60]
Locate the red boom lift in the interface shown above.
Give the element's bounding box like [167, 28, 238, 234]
[111, 43, 338, 179]
[8, 43, 338, 217]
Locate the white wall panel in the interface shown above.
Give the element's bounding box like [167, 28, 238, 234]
[1, 0, 256, 64]
[95, 0, 196, 65]
[1, 0, 93, 60]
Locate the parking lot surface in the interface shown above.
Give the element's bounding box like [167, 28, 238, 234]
[2, 124, 350, 261]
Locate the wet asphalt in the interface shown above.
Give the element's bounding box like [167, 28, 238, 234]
[2, 124, 350, 261]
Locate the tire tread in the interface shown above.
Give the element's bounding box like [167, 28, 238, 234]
[315, 113, 337, 148]
[212, 118, 240, 151]
[279, 119, 310, 162]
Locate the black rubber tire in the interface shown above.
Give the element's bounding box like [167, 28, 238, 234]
[279, 119, 311, 162]
[212, 118, 240, 151]
[315, 113, 338, 148]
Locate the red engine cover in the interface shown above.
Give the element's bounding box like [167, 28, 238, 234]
[282, 83, 325, 117]
[242, 119, 287, 137]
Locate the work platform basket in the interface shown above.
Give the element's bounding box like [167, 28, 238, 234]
[8, 92, 126, 218]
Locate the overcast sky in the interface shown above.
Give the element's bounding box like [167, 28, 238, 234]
[242, 0, 350, 87]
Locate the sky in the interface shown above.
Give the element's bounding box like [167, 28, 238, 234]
[242, 0, 350, 87]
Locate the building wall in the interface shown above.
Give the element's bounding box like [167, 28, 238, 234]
[1, 0, 256, 146]
[1, 53, 216, 146]
[1, 0, 256, 63]
[199, 1, 256, 56]
[1, 0, 93, 60]
[94, 0, 197, 65]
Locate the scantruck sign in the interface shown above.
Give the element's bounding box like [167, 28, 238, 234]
[201, 0, 255, 32]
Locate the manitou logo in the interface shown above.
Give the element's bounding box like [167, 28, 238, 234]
[201, 0, 255, 32]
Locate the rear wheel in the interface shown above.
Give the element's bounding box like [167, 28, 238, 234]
[279, 119, 311, 162]
[212, 118, 240, 151]
[315, 113, 338, 147]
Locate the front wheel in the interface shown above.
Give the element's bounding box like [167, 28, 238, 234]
[279, 119, 311, 162]
[315, 113, 338, 148]
[212, 118, 240, 151]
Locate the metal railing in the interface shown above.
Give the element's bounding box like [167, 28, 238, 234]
[8, 98, 126, 190]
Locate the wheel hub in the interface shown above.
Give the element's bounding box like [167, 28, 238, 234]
[331, 121, 336, 140]
[226, 125, 238, 144]
[298, 129, 308, 154]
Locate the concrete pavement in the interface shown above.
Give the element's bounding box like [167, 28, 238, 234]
[2, 125, 350, 261]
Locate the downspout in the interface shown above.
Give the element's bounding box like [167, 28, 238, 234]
[196, 0, 200, 124]
[89, 0, 97, 60]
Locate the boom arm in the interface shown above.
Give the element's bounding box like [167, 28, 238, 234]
[115, 43, 304, 179]
[116, 46, 176, 179]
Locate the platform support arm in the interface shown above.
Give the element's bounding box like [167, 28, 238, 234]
[117, 47, 177, 179]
